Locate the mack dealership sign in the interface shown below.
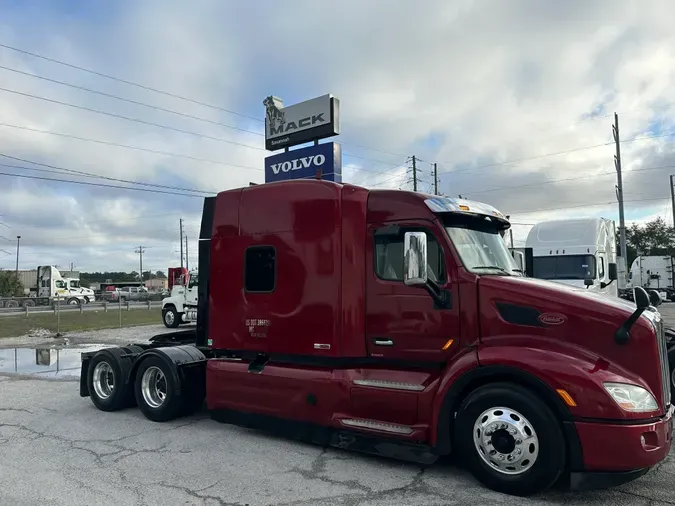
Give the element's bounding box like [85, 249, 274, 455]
[264, 142, 342, 183]
[263, 94, 340, 151]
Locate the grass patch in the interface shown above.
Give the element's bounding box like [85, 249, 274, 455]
[0, 308, 162, 338]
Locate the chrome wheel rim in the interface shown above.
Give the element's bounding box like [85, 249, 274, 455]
[92, 361, 114, 399]
[473, 406, 539, 475]
[164, 311, 175, 326]
[141, 366, 167, 408]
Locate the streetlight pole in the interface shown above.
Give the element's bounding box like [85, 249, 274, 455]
[15, 236, 21, 274]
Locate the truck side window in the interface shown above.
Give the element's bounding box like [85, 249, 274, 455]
[374, 229, 445, 283]
[245, 246, 276, 292]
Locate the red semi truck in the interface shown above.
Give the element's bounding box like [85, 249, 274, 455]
[79, 180, 673, 496]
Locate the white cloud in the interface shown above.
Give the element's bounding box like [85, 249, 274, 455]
[1, 0, 675, 271]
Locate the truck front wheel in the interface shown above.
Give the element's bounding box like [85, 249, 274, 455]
[162, 307, 181, 328]
[134, 356, 183, 422]
[453, 383, 565, 496]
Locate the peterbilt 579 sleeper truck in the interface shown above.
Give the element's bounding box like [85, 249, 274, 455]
[79, 180, 672, 497]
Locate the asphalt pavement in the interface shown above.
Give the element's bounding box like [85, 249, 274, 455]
[0, 318, 674, 505]
[0, 376, 673, 506]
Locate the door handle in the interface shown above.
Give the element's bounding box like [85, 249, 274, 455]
[373, 338, 394, 346]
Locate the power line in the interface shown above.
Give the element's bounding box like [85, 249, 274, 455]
[508, 196, 670, 216]
[0, 154, 215, 195]
[436, 130, 675, 177]
[460, 165, 675, 197]
[0, 64, 263, 137]
[0, 43, 410, 159]
[0, 86, 266, 151]
[0, 170, 209, 198]
[0, 122, 265, 172]
[0, 42, 259, 122]
[0, 211, 187, 229]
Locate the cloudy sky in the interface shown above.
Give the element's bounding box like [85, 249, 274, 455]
[0, 0, 674, 272]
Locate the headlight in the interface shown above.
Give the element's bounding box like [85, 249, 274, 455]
[603, 382, 659, 412]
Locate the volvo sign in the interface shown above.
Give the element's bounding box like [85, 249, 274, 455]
[264, 94, 340, 151]
[264, 142, 342, 183]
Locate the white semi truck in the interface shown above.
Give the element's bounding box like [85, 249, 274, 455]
[161, 269, 198, 328]
[525, 217, 619, 296]
[0, 265, 90, 308]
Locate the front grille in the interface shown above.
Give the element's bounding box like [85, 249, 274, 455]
[655, 316, 671, 410]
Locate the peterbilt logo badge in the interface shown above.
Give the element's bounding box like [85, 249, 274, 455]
[538, 313, 566, 325]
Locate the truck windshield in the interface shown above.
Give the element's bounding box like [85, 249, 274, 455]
[444, 219, 520, 275]
[188, 275, 198, 288]
[532, 255, 596, 280]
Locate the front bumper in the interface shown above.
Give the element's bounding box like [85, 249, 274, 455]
[574, 404, 673, 473]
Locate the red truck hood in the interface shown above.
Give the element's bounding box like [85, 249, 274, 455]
[477, 275, 666, 412]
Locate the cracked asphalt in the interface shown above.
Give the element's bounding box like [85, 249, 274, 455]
[0, 376, 673, 506]
[0, 314, 674, 505]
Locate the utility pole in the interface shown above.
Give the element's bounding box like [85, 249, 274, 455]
[613, 112, 628, 280]
[433, 163, 438, 195]
[15, 236, 20, 274]
[670, 175, 675, 230]
[179, 218, 184, 269]
[412, 155, 417, 192]
[185, 236, 189, 271]
[135, 246, 145, 282]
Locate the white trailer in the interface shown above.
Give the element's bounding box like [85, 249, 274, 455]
[525, 217, 619, 296]
[627, 256, 675, 301]
[161, 270, 198, 328]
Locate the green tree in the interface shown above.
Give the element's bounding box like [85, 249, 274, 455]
[154, 271, 167, 279]
[0, 271, 24, 297]
[619, 217, 675, 267]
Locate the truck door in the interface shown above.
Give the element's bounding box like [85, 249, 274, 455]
[365, 221, 461, 363]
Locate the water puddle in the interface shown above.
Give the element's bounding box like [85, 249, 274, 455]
[0, 344, 113, 379]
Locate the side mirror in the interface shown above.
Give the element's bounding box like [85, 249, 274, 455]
[403, 231, 428, 286]
[608, 263, 618, 281]
[648, 289, 662, 307]
[584, 279, 594, 288]
[634, 286, 650, 309]
[615, 286, 651, 345]
[511, 250, 525, 273]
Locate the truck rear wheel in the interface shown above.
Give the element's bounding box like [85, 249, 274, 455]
[162, 307, 181, 328]
[453, 383, 565, 496]
[87, 349, 136, 412]
[134, 356, 183, 422]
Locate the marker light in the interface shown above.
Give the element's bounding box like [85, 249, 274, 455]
[556, 389, 577, 407]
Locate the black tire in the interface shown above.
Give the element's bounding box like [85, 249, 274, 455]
[5, 300, 18, 308]
[134, 355, 183, 422]
[162, 306, 181, 328]
[67, 297, 80, 305]
[21, 299, 35, 307]
[86, 348, 135, 412]
[453, 382, 566, 496]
